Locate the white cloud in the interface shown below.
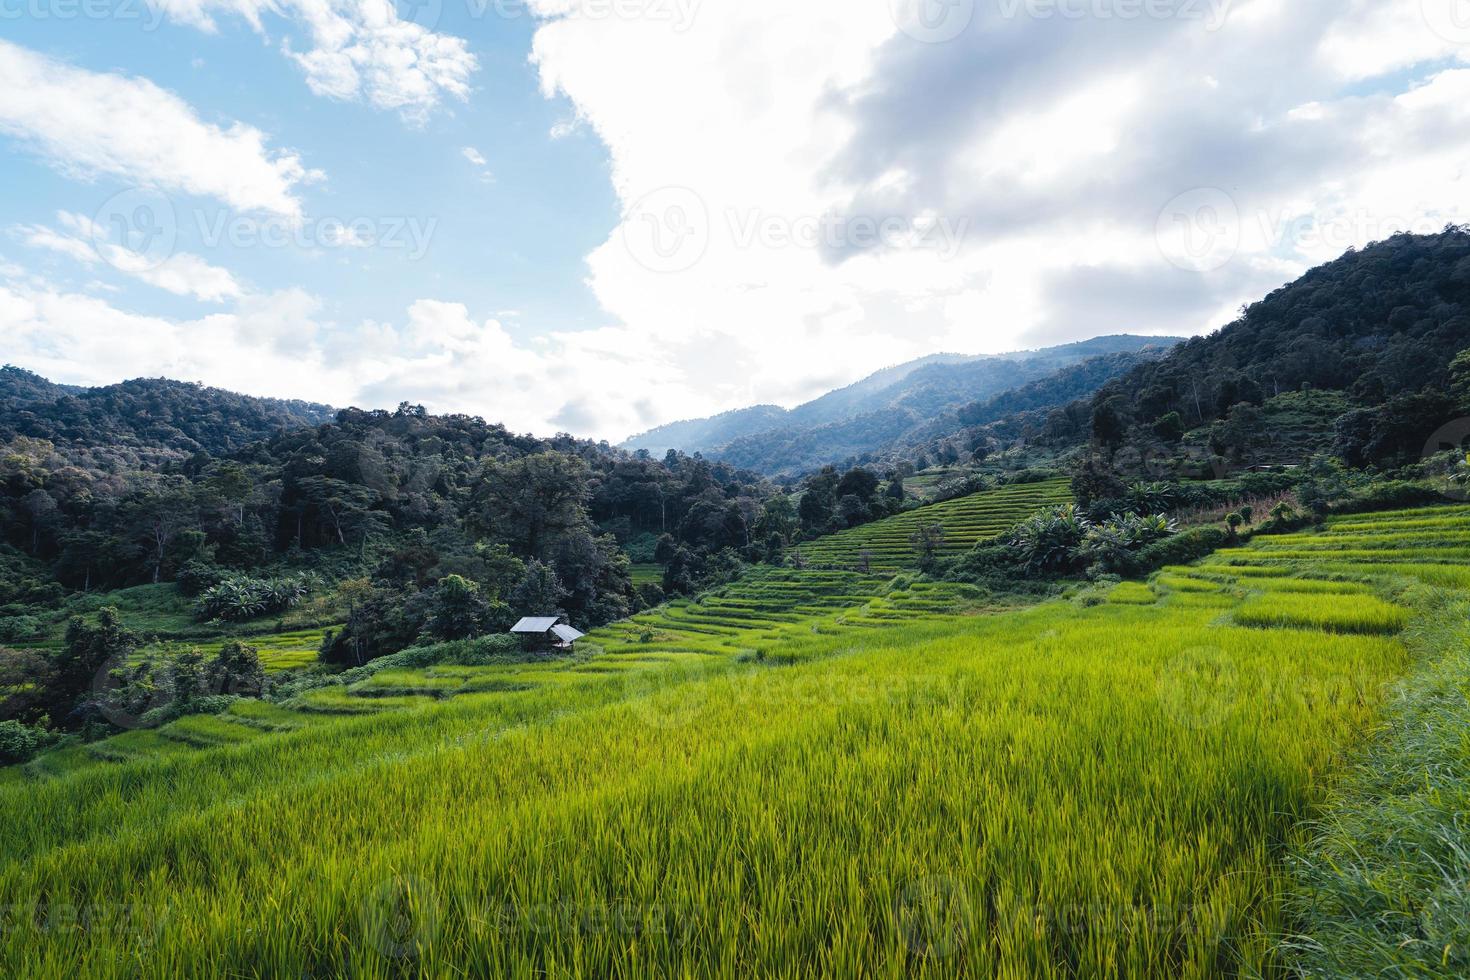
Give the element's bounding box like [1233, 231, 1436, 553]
[0, 40, 314, 220]
[147, 0, 478, 122]
[0, 277, 690, 438]
[510, 0, 1470, 437]
[14, 211, 244, 303]
[461, 146, 494, 181]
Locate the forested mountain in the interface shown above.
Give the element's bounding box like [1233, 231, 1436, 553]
[625, 335, 1183, 473]
[0, 390, 779, 661]
[0, 369, 336, 460]
[1070, 229, 1470, 475]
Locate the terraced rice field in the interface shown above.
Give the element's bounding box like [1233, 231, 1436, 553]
[798, 479, 1072, 569]
[130, 627, 332, 673]
[0, 503, 1464, 977]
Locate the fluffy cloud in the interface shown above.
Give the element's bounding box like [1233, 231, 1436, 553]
[515, 0, 1470, 437]
[0, 40, 315, 220]
[148, 0, 478, 121]
[15, 212, 244, 303]
[0, 272, 687, 438]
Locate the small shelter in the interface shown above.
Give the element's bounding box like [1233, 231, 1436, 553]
[510, 616, 585, 653]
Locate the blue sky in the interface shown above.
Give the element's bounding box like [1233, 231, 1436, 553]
[2, 1, 1468, 440]
[2, 4, 614, 337]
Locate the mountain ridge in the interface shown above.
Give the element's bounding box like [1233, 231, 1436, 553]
[623, 335, 1185, 472]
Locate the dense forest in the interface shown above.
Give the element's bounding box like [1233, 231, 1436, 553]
[0, 394, 781, 660]
[1068, 229, 1470, 477]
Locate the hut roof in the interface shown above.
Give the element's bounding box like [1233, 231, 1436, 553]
[511, 616, 561, 634]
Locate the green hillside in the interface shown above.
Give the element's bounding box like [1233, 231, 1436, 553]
[797, 479, 1072, 569]
[3, 503, 1466, 976]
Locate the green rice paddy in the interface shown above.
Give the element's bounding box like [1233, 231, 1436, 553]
[798, 479, 1073, 569]
[1, 501, 1465, 977]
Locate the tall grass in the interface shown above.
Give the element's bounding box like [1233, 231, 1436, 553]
[0, 503, 1462, 977]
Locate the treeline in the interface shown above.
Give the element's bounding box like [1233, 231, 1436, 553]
[1068, 229, 1470, 479]
[0, 399, 777, 652]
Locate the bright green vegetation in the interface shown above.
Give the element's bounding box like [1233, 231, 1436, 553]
[1, 504, 1465, 977]
[798, 479, 1072, 570]
[1282, 590, 1470, 976]
[132, 628, 333, 673]
[629, 562, 663, 586]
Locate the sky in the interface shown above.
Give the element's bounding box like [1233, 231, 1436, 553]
[1, 0, 1468, 442]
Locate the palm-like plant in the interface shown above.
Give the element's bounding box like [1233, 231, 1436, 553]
[1010, 504, 1093, 574]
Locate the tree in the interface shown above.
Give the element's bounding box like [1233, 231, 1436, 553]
[885, 474, 906, 503]
[508, 560, 569, 617]
[424, 575, 507, 641]
[0, 647, 55, 723]
[1152, 411, 1186, 444]
[1451, 348, 1470, 412]
[836, 494, 870, 528]
[1091, 395, 1131, 448]
[754, 495, 798, 546]
[836, 468, 879, 503]
[51, 608, 140, 725]
[909, 524, 948, 571]
[474, 453, 591, 559]
[207, 640, 265, 699]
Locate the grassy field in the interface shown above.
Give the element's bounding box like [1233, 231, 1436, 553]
[629, 563, 663, 587]
[798, 479, 1072, 570]
[0, 503, 1464, 977]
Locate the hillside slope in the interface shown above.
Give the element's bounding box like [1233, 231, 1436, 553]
[0, 368, 336, 458]
[1082, 230, 1470, 465]
[626, 335, 1182, 472]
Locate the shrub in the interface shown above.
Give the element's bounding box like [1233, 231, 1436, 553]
[176, 560, 229, 598]
[197, 575, 313, 622]
[1132, 526, 1230, 573]
[0, 615, 44, 643]
[1010, 504, 1092, 575]
[0, 719, 57, 765]
[1081, 513, 1176, 575]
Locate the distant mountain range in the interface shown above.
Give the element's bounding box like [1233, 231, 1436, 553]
[622, 335, 1185, 474]
[0, 367, 336, 459]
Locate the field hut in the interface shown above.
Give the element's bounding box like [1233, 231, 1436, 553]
[510, 617, 586, 653]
